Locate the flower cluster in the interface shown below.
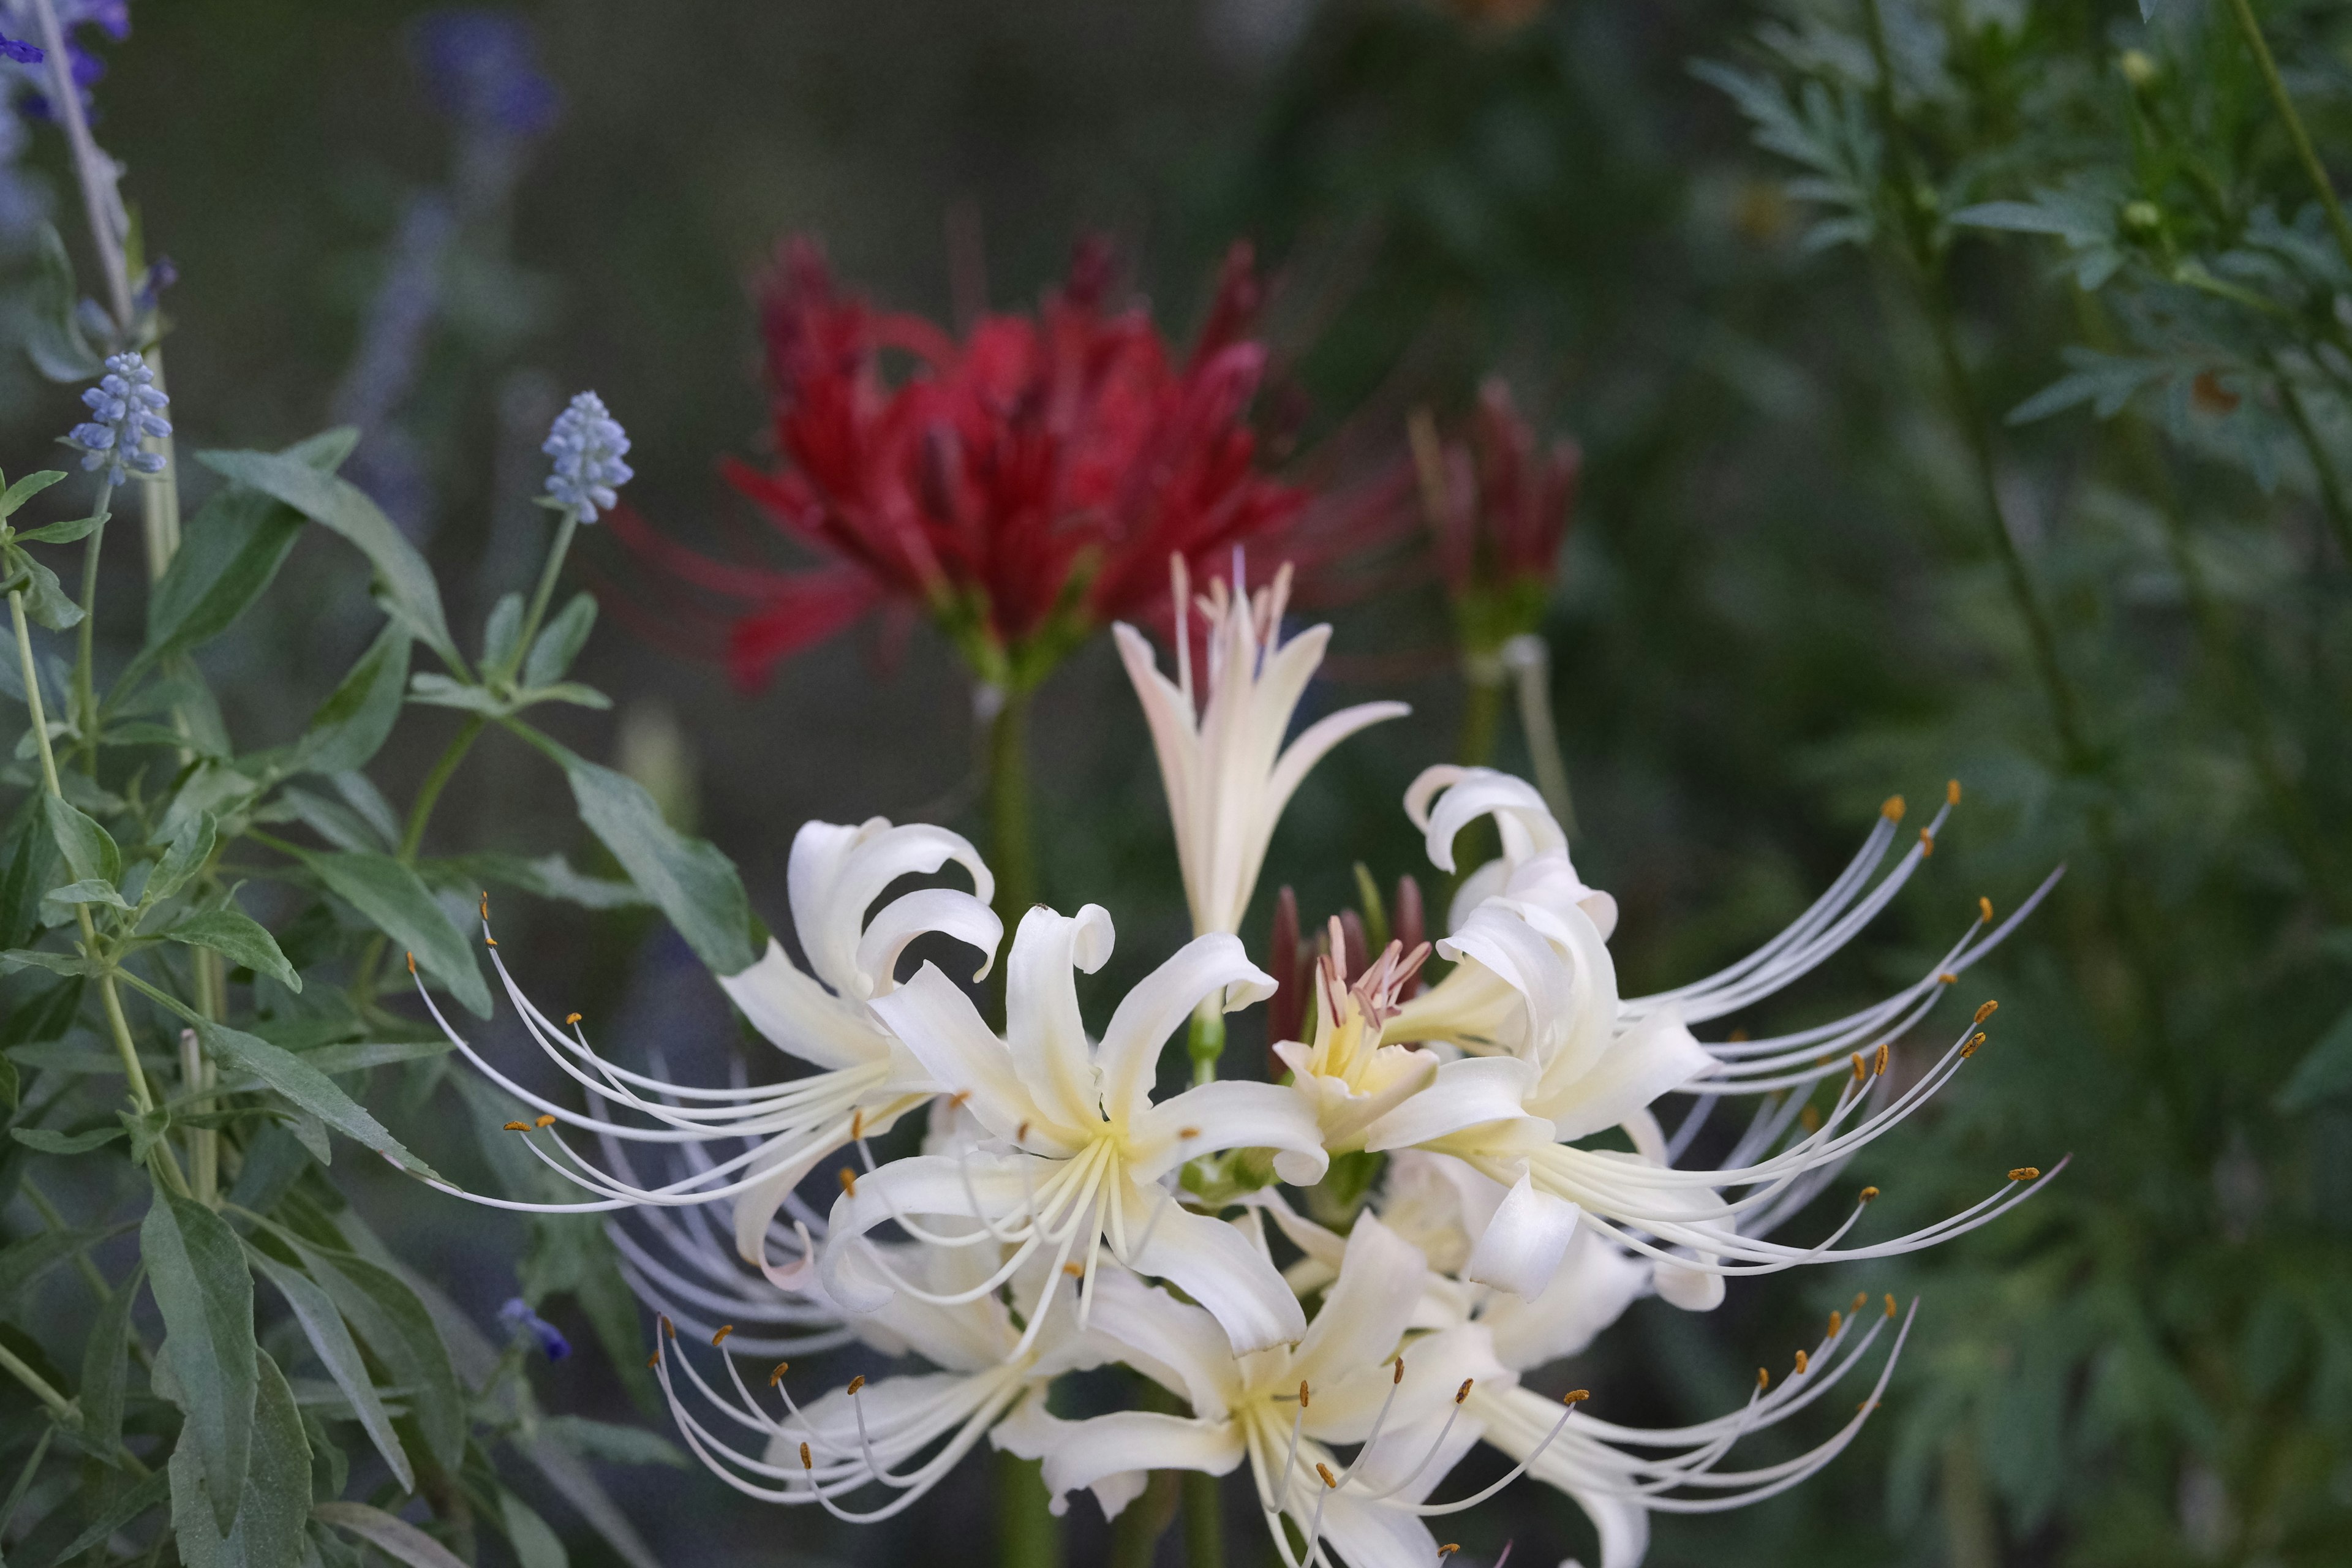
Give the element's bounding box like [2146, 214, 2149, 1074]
[543, 390, 633, 522]
[610, 238, 1306, 692]
[66, 349, 168, 484]
[410, 567, 2057, 1566]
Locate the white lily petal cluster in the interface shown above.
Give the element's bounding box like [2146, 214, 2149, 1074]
[410, 567, 2056, 1567]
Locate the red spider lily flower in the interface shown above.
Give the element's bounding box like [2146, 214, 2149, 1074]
[611, 236, 1309, 693]
[1409, 377, 1583, 658]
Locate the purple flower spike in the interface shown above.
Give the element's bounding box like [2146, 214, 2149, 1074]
[0, 34, 43, 65]
[497, 1297, 571, 1362]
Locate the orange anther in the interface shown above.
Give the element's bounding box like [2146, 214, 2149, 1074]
[503, 1121, 529, 1132]
[1299, 1380, 1311, 1409]
[1757, 1367, 1770, 1391]
[1962, 1033, 1986, 1059]
[1455, 1379, 1474, 1404]
[847, 1375, 865, 1395]
[1853, 1292, 1868, 1313]
[712, 1325, 734, 1346]
[1978, 896, 1994, 922]
[1946, 779, 1961, 805]
[1393, 1359, 1404, 1385]
[535, 1114, 556, 1128]
[1562, 1388, 1590, 1404]
[1316, 1463, 1336, 1489]
[660, 1317, 675, 1338]
[1062, 1262, 1084, 1278]
[1884, 1294, 1898, 1319]
[1882, 795, 1906, 822]
[1937, 971, 1958, 985]
[1873, 1044, 1888, 1077]
[1828, 1310, 1843, 1338]
[484, 936, 499, 948]
[1859, 1186, 1880, 1202]
[1973, 1000, 1999, 1023]
[565, 1012, 582, 1026]
[646, 1352, 660, 1368]
[1178, 1127, 1200, 1140]
[1850, 1053, 1866, 1084]
[405, 951, 416, 974]
[1795, 1350, 1809, 1375]
[2008, 1166, 2041, 1182]
[1919, 828, 1935, 858]
[769, 1362, 790, 1387]
[799, 1442, 813, 1470]
[838, 1167, 857, 1197]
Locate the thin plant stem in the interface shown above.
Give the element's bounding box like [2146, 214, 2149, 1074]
[135, 352, 181, 578]
[1109, 1469, 1182, 1568]
[1502, 633, 1577, 836]
[2269, 355, 2352, 565]
[0, 1336, 75, 1426]
[995, 1446, 1063, 1568]
[1448, 665, 1507, 900]
[349, 715, 488, 1002]
[1188, 1002, 1226, 1087]
[984, 686, 1036, 979]
[70, 481, 111, 773]
[503, 507, 579, 684]
[28, 0, 131, 328]
[2224, 0, 2352, 274]
[1180, 1469, 1226, 1568]
[11, 587, 173, 1147]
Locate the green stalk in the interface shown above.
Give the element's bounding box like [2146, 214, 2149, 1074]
[69, 480, 112, 774]
[1108, 1471, 1182, 1568]
[1502, 633, 1577, 836]
[1187, 1002, 1226, 1087]
[1180, 1471, 1226, 1568]
[349, 715, 486, 1004]
[0, 1336, 76, 1427]
[995, 1447, 1063, 1568]
[2269, 356, 2352, 566]
[1447, 665, 1507, 902]
[502, 508, 580, 685]
[12, 586, 168, 1140]
[2225, 0, 2352, 275]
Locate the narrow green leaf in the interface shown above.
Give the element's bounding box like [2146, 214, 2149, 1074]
[498, 1489, 570, 1568]
[538, 1414, 690, 1468]
[284, 1239, 466, 1472]
[0, 467, 67, 517]
[171, 1349, 311, 1568]
[2278, 1004, 2352, 1113]
[519, 681, 611, 711]
[246, 1245, 414, 1493]
[0, 972, 80, 1047]
[24, 224, 102, 381]
[518, 730, 756, 974]
[10, 1124, 124, 1154]
[51, 1463, 171, 1561]
[522, 591, 597, 688]
[79, 1262, 144, 1463]
[281, 788, 395, 856]
[405, 673, 507, 714]
[296, 848, 489, 1016]
[198, 448, 458, 665]
[481, 591, 525, 672]
[298, 623, 411, 776]
[193, 1019, 434, 1177]
[43, 791, 121, 884]
[141, 1181, 258, 1536]
[146, 810, 219, 907]
[37, 877, 132, 924]
[312, 1502, 469, 1568]
[1, 806, 59, 947]
[437, 851, 645, 911]
[0, 1425, 55, 1539]
[140, 432, 355, 665]
[167, 904, 302, 992]
[17, 551, 83, 628]
[12, 511, 102, 544]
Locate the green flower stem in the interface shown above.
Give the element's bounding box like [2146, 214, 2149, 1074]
[984, 686, 1036, 969]
[28, 0, 131, 328]
[69, 481, 112, 775]
[12, 586, 171, 1144]
[135, 353, 183, 579]
[401, 717, 488, 862]
[2269, 356, 2352, 567]
[1188, 1001, 1226, 1087]
[0, 1336, 75, 1427]
[995, 1447, 1063, 1568]
[1108, 1469, 1182, 1568]
[1448, 662, 1507, 899]
[503, 508, 580, 685]
[2225, 0, 2352, 276]
[1180, 1470, 1226, 1568]
[1502, 634, 1577, 837]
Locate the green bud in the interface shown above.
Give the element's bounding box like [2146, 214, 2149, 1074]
[2119, 50, 2158, 89]
[2122, 200, 2163, 236]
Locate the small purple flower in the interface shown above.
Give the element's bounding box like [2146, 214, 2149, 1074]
[0, 34, 42, 65]
[498, 1297, 571, 1361]
[409, 10, 559, 138]
[543, 390, 632, 522]
[66, 350, 169, 484]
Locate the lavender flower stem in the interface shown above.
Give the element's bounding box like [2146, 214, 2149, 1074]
[26, 0, 131, 328]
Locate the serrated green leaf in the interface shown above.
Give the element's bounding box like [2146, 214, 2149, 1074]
[10, 1124, 124, 1153]
[522, 591, 597, 688]
[142, 1180, 259, 1536]
[43, 792, 120, 884]
[285, 1241, 466, 1471]
[147, 810, 220, 907]
[517, 729, 756, 974]
[300, 623, 412, 776]
[198, 447, 458, 665]
[482, 590, 524, 672]
[168, 903, 301, 991]
[296, 848, 488, 1016]
[246, 1245, 414, 1493]
[172, 1348, 311, 1568]
[312, 1502, 469, 1568]
[0, 467, 67, 518]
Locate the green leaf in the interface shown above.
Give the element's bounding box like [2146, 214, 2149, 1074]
[281, 788, 395, 856]
[518, 681, 612, 711]
[482, 591, 525, 672]
[0, 973, 80, 1047]
[439, 851, 646, 911]
[298, 624, 412, 776]
[520, 731, 756, 974]
[0, 467, 67, 518]
[2278, 1004, 2352, 1113]
[246, 1245, 415, 1493]
[12, 510, 102, 544]
[80, 1261, 143, 1463]
[0, 1054, 14, 1112]
[297, 848, 489, 1016]
[24, 224, 103, 382]
[194, 1018, 434, 1177]
[538, 1414, 690, 1468]
[498, 1489, 570, 1568]
[283, 1242, 466, 1471]
[141, 1180, 259, 1536]
[42, 792, 120, 884]
[51, 1464, 172, 1561]
[0, 1427, 55, 1540]
[405, 672, 507, 714]
[39, 876, 132, 924]
[140, 430, 357, 664]
[312, 1502, 469, 1568]
[1, 806, 59, 947]
[522, 592, 597, 688]
[15, 550, 84, 628]
[198, 447, 459, 666]
[121, 1102, 173, 1164]
[146, 811, 221, 907]
[168, 903, 302, 992]
[10, 1124, 124, 1154]
[171, 1349, 312, 1568]
[0, 946, 100, 976]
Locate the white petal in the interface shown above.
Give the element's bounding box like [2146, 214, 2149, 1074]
[717, 938, 887, 1070]
[1362, 1055, 1542, 1152]
[1290, 1213, 1428, 1403]
[867, 963, 1058, 1147]
[1005, 904, 1115, 1132]
[851, 887, 1002, 999]
[1131, 1202, 1305, 1353]
[1543, 1007, 1714, 1142]
[1129, 1080, 1327, 1183]
[793, 820, 992, 997]
[1653, 1259, 1726, 1311]
[1462, 1174, 1581, 1298]
[1083, 1265, 1245, 1418]
[1479, 1225, 1651, 1371]
[1095, 933, 1274, 1120]
[1038, 1412, 1243, 1509]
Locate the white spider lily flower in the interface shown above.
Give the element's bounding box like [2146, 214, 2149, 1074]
[1115, 559, 1407, 939]
[649, 1238, 1106, 1522]
[1471, 1295, 1918, 1568]
[1405, 765, 1616, 938]
[1274, 927, 1442, 1156]
[820, 904, 1330, 1355]
[407, 816, 998, 1300]
[1031, 1214, 1528, 1568]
